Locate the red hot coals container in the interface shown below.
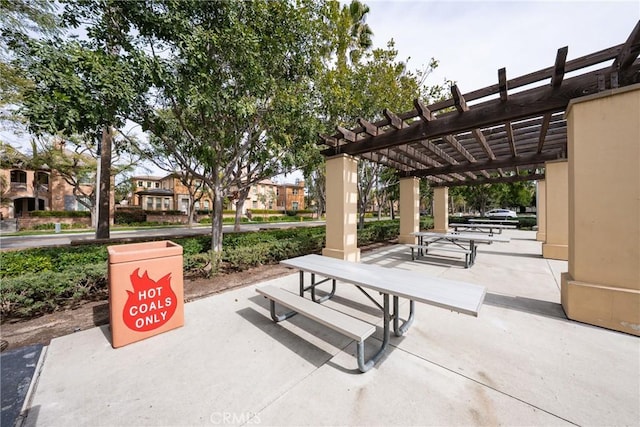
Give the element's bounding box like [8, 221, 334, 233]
[107, 241, 184, 348]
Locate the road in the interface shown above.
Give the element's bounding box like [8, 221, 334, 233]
[0, 220, 326, 250]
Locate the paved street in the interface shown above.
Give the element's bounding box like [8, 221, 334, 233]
[0, 220, 326, 250]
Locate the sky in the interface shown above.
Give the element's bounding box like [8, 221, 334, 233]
[363, 1, 639, 98]
[3, 2, 639, 181]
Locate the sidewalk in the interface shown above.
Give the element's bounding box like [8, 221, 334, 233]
[18, 231, 640, 426]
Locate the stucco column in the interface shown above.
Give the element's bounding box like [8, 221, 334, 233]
[561, 85, 640, 336]
[399, 177, 419, 244]
[536, 179, 546, 241]
[433, 186, 449, 233]
[322, 154, 360, 262]
[542, 160, 568, 260]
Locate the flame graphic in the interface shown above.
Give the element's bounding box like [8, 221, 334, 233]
[123, 268, 177, 332]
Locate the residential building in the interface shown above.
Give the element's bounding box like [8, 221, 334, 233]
[246, 179, 278, 210]
[128, 175, 304, 214]
[276, 179, 305, 211]
[0, 148, 95, 219]
[129, 174, 213, 214]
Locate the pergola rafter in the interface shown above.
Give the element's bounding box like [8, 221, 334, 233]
[318, 22, 640, 187]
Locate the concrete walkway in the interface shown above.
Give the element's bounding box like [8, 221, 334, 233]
[20, 231, 640, 426]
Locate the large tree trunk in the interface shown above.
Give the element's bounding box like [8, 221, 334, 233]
[96, 126, 112, 239]
[233, 187, 250, 232]
[210, 184, 225, 273]
[187, 198, 196, 228]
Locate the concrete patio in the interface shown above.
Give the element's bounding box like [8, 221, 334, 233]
[20, 230, 640, 426]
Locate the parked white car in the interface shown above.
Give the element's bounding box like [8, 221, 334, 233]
[485, 209, 517, 218]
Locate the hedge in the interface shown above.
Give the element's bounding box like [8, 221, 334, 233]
[29, 210, 91, 218]
[0, 221, 400, 320]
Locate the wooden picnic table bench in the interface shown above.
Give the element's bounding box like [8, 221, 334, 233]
[257, 254, 486, 373]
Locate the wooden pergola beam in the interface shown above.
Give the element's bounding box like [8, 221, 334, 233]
[552, 47, 569, 88]
[383, 108, 404, 129]
[336, 126, 357, 142]
[435, 173, 546, 187]
[612, 20, 640, 72]
[322, 43, 625, 144]
[357, 118, 378, 136]
[453, 85, 496, 160]
[322, 64, 634, 157]
[401, 152, 561, 178]
[498, 67, 508, 101]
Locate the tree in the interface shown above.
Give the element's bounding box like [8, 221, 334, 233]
[496, 181, 535, 212]
[10, 1, 151, 238]
[459, 184, 501, 216]
[0, 0, 58, 115]
[373, 166, 398, 219]
[125, 1, 326, 268]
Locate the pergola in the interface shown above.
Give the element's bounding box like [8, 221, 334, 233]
[319, 23, 640, 187]
[318, 21, 640, 337]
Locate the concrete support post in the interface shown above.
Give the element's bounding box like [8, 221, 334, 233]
[536, 179, 546, 242]
[322, 154, 360, 262]
[399, 177, 420, 244]
[561, 85, 640, 336]
[433, 186, 449, 234]
[542, 161, 568, 260]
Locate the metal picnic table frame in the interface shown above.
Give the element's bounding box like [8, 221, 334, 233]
[413, 231, 510, 266]
[450, 223, 517, 236]
[276, 254, 485, 372]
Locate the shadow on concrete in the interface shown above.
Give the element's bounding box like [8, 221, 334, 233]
[242, 294, 400, 373]
[1, 345, 43, 427]
[364, 248, 467, 269]
[477, 250, 543, 259]
[484, 293, 567, 321]
[92, 303, 109, 327]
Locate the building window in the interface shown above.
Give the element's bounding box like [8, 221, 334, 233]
[138, 180, 143, 187]
[10, 170, 27, 184]
[155, 197, 162, 209]
[155, 182, 160, 188]
[293, 188, 298, 195]
[77, 196, 90, 211]
[146, 181, 151, 188]
[292, 202, 299, 210]
[204, 200, 210, 210]
[146, 197, 153, 210]
[164, 198, 170, 209]
[195, 201, 200, 210]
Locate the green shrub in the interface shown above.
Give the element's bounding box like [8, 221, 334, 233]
[1, 222, 400, 320]
[0, 263, 107, 318]
[420, 216, 434, 230]
[358, 220, 399, 246]
[448, 216, 468, 224]
[115, 209, 147, 224]
[0, 246, 107, 278]
[517, 217, 537, 229]
[29, 210, 91, 218]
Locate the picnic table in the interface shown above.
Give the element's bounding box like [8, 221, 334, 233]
[256, 254, 486, 373]
[450, 223, 517, 236]
[409, 231, 510, 267]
